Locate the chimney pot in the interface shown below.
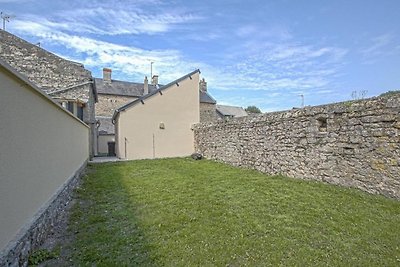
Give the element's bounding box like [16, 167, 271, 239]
[144, 76, 149, 95]
[103, 68, 112, 83]
[152, 75, 159, 86]
[199, 78, 207, 92]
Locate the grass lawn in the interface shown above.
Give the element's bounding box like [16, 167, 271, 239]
[66, 158, 400, 266]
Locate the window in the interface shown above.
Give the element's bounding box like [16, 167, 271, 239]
[67, 102, 74, 113]
[77, 106, 84, 120]
[317, 117, 327, 132]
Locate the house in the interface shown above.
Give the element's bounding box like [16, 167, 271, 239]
[112, 70, 200, 160]
[0, 58, 89, 265]
[95, 69, 217, 156]
[216, 105, 248, 120]
[199, 78, 218, 122]
[0, 30, 98, 157]
[95, 68, 160, 116]
[97, 116, 116, 156]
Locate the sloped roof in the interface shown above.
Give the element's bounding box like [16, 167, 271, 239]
[97, 116, 115, 135]
[0, 30, 92, 93]
[95, 78, 158, 97]
[200, 91, 217, 104]
[112, 69, 201, 121]
[0, 57, 89, 127]
[216, 105, 248, 117]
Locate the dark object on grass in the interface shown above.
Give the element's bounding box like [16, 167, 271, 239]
[191, 153, 203, 160]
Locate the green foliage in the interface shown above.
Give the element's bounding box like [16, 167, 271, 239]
[245, 105, 262, 113]
[28, 248, 59, 266]
[379, 90, 400, 97]
[66, 159, 400, 266]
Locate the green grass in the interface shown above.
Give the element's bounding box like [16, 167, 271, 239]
[68, 158, 400, 266]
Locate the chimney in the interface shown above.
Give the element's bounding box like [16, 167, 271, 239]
[144, 76, 149, 95]
[152, 75, 159, 86]
[103, 68, 112, 83]
[199, 78, 207, 92]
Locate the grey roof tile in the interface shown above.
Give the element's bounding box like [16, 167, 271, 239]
[216, 105, 248, 117]
[95, 78, 158, 97]
[200, 91, 217, 104]
[96, 116, 115, 135]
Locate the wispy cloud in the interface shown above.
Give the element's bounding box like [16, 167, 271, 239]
[7, 2, 350, 112]
[16, 12, 201, 36]
[12, 20, 202, 82]
[360, 33, 400, 64]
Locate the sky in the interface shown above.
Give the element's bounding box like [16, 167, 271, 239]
[1, 0, 400, 112]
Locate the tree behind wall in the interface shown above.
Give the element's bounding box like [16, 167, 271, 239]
[245, 105, 262, 114]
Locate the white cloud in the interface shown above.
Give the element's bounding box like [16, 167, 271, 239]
[11, 19, 197, 80]
[360, 33, 399, 63]
[8, 2, 348, 111]
[12, 0, 202, 37]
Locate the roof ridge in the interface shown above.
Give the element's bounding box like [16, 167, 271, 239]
[112, 69, 200, 122]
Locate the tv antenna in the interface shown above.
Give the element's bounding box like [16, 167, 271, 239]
[150, 61, 154, 79]
[1, 12, 15, 31]
[299, 94, 304, 108]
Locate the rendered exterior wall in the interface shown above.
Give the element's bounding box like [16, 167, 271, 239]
[98, 135, 115, 155]
[0, 68, 89, 251]
[116, 73, 200, 160]
[194, 96, 400, 199]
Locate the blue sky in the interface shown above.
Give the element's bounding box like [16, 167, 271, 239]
[2, 0, 400, 111]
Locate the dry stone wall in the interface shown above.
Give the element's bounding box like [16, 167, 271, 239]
[194, 95, 400, 199]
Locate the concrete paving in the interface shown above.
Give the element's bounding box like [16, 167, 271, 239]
[89, 156, 124, 163]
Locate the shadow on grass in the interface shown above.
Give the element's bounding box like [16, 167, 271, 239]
[67, 162, 157, 266]
[66, 158, 400, 266]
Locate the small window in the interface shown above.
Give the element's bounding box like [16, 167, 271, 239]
[317, 117, 327, 131]
[77, 106, 84, 120]
[67, 102, 74, 113]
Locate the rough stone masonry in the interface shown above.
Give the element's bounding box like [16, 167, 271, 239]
[194, 95, 400, 199]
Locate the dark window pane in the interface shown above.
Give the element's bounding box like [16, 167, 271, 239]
[67, 102, 74, 113]
[77, 106, 84, 120]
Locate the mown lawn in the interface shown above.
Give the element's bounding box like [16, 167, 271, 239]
[67, 158, 400, 266]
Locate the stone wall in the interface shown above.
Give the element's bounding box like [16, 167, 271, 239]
[200, 102, 218, 123]
[96, 94, 137, 116]
[194, 96, 400, 199]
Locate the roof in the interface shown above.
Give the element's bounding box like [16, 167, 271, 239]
[200, 91, 217, 104]
[216, 105, 248, 117]
[94, 78, 158, 97]
[0, 57, 89, 127]
[112, 69, 201, 121]
[96, 116, 115, 135]
[0, 30, 93, 94]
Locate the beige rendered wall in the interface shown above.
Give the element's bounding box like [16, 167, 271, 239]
[98, 135, 115, 155]
[0, 69, 89, 251]
[116, 73, 200, 160]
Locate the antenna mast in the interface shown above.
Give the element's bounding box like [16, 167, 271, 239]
[1, 12, 15, 31]
[299, 94, 304, 108]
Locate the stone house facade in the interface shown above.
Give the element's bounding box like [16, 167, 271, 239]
[0, 30, 98, 157]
